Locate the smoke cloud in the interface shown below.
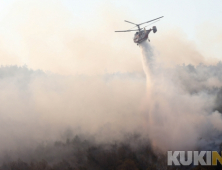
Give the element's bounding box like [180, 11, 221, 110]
[0, 42, 222, 164]
[140, 41, 222, 151]
[0, 66, 146, 154]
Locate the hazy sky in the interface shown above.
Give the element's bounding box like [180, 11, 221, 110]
[1, 0, 222, 39]
[62, 0, 222, 39]
[0, 0, 221, 74]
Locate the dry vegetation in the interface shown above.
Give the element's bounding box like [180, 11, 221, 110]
[0, 136, 221, 170]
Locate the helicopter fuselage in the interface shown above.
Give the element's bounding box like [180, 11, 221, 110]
[133, 29, 151, 44]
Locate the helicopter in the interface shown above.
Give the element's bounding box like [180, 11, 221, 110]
[115, 16, 164, 45]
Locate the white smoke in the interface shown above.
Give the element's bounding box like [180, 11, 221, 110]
[0, 41, 221, 160]
[0, 65, 148, 157]
[140, 41, 222, 151]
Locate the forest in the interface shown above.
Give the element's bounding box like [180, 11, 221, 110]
[0, 135, 221, 170]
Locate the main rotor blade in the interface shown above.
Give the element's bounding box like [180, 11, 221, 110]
[141, 19, 160, 29]
[115, 29, 138, 32]
[128, 25, 138, 30]
[124, 20, 137, 25]
[139, 16, 164, 26]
